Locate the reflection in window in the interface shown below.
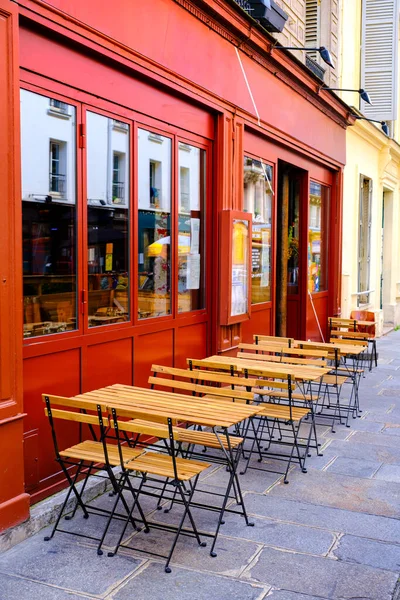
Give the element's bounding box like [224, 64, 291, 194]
[138, 129, 171, 319]
[87, 112, 130, 327]
[243, 157, 273, 304]
[178, 143, 206, 313]
[308, 181, 330, 293]
[287, 177, 300, 295]
[21, 89, 77, 338]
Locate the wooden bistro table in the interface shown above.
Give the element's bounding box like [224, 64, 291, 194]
[293, 340, 367, 425]
[189, 355, 331, 465]
[74, 383, 261, 557]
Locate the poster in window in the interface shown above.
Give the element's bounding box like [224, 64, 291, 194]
[231, 220, 249, 317]
[260, 228, 270, 288]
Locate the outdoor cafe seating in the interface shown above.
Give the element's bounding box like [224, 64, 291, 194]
[43, 314, 377, 572]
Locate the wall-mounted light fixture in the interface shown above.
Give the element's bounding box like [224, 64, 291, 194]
[353, 115, 389, 135]
[323, 87, 372, 105]
[273, 45, 334, 68]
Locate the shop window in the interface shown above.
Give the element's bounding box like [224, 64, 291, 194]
[358, 176, 372, 305]
[308, 181, 330, 293]
[86, 111, 130, 327]
[21, 89, 77, 338]
[178, 144, 206, 313]
[243, 157, 273, 304]
[138, 129, 171, 319]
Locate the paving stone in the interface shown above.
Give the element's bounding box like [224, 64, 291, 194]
[347, 431, 400, 447]
[266, 469, 400, 517]
[333, 534, 400, 572]
[119, 527, 260, 576]
[344, 419, 383, 432]
[0, 534, 142, 596]
[212, 514, 334, 555]
[111, 562, 268, 599]
[203, 464, 283, 493]
[373, 464, 400, 483]
[382, 424, 400, 436]
[326, 439, 400, 464]
[243, 494, 400, 543]
[379, 389, 400, 397]
[0, 573, 90, 600]
[244, 546, 398, 599]
[265, 592, 327, 600]
[324, 456, 381, 478]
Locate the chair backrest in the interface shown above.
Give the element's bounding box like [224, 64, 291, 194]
[237, 351, 327, 367]
[150, 364, 254, 402]
[254, 335, 294, 347]
[43, 394, 109, 459]
[350, 310, 376, 336]
[329, 338, 368, 347]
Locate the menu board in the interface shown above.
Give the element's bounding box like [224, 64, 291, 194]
[231, 219, 249, 317]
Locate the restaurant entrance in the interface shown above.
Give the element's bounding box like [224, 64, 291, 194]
[276, 162, 307, 340]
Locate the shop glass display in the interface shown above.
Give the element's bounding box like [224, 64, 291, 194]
[287, 177, 300, 295]
[308, 181, 330, 293]
[178, 143, 206, 313]
[243, 157, 273, 303]
[21, 89, 77, 338]
[138, 129, 172, 319]
[86, 112, 130, 327]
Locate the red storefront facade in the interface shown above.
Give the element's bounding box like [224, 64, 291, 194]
[0, 0, 351, 531]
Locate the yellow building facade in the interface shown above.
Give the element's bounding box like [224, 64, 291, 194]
[339, 0, 400, 335]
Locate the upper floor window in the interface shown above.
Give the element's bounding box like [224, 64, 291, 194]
[358, 176, 372, 305]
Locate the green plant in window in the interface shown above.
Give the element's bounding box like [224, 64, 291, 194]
[288, 225, 299, 259]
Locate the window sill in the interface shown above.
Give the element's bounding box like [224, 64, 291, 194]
[47, 108, 71, 120]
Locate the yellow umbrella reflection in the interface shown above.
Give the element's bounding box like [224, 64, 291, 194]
[147, 234, 191, 257]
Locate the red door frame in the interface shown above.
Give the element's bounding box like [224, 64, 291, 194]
[0, 0, 30, 531]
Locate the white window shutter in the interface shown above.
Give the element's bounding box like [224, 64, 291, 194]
[305, 0, 320, 62]
[361, 0, 399, 121]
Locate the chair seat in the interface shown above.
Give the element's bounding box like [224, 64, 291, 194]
[255, 390, 318, 402]
[131, 419, 243, 449]
[257, 404, 310, 422]
[125, 451, 211, 481]
[322, 375, 349, 385]
[60, 440, 143, 467]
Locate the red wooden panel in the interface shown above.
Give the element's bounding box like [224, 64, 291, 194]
[175, 322, 207, 368]
[307, 293, 328, 342]
[134, 330, 173, 388]
[19, 27, 214, 140]
[241, 307, 272, 342]
[0, 0, 29, 531]
[23, 349, 81, 496]
[85, 338, 133, 391]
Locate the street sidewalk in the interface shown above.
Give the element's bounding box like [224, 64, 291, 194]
[1, 332, 400, 600]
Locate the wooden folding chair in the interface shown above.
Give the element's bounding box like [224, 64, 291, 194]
[42, 394, 145, 548]
[100, 405, 211, 572]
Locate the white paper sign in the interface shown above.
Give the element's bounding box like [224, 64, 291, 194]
[186, 253, 200, 289]
[190, 218, 200, 254]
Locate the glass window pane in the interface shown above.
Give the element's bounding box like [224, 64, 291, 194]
[138, 129, 171, 319]
[308, 181, 330, 293]
[243, 157, 273, 304]
[87, 112, 130, 327]
[21, 90, 77, 338]
[178, 143, 206, 313]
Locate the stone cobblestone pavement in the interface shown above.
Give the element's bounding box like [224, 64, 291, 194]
[1, 332, 400, 599]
